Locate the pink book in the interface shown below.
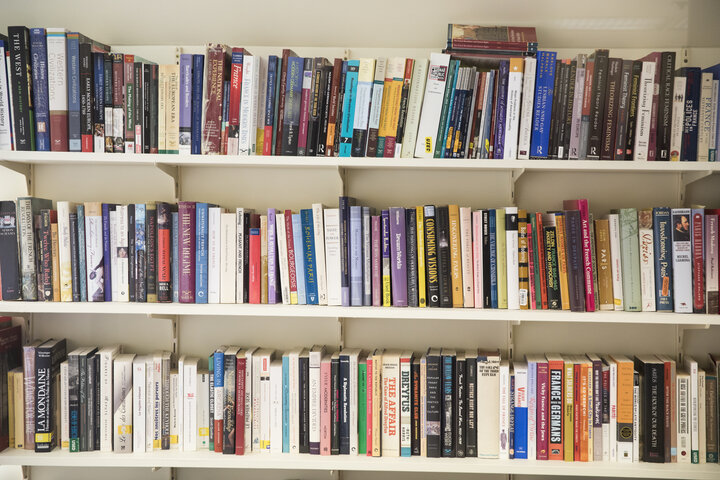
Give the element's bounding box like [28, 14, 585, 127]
[366, 354, 373, 455]
[527, 220, 536, 310]
[371, 216, 381, 306]
[320, 354, 331, 455]
[536, 359, 549, 460]
[297, 63, 313, 155]
[472, 210, 483, 308]
[563, 199, 595, 311]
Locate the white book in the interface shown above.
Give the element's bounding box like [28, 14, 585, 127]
[683, 356, 699, 463]
[183, 357, 200, 452]
[144, 356, 153, 452]
[505, 207, 520, 310]
[671, 208, 693, 312]
[5, 53, 15, 149]
[677, 369, 691, 463]
[288, 347, 302, 453]
[670, 75, 687, 161]
[498, 359, 510, 460]
[256, 349, 273, 452]
[270, 359, 283, 454]
[400, 350, 412, 456]
[698, 72, 714, 162]
[116, 205, 129, 302]
[60, 360, 69, 450]
[354, 58, 375, 153]
[312, 204, 328, 305]
[414, 53, 451, 158]
[176, 355, 185, 452]
[420, 353, 427, 457]
[366, 58, 386, 154]
[638, 212, 656, 311]
[109, 209, 119, 301]
[472, 211, 483, 308]
[698, 368, 706, 463]
[459, 207, 474, 307]
[46, 28, 68, 151]
[632, 375, 639, 462]
[132, 355, 147, 453]
[401, 58, 428, 158]
[99, 345, 121, 452]
[525, 356, 537, 460]
[601, 355, 617, 462]
[208, 207, 222, 303]
[517, 57, 537, 159]
[235, 208, 248, 303]
[381, 349, 401, 456]
[504, 59, 524, 159]
[477, 351, 500, 458]
[57, 201, 75, 301]
[633, 61, 656, 161]
[245, 347, 258, 453]
[239, 55, 255, 155]
[197, 370, 210, 450]
[113, 353, 135, 453]
[324, 208, 342, 306]
[309, 345, 325, 454]
[0, 44, 12, 150]
[607, 213, 624, 311]
[568, 55, 587, 159]
[710, 79, 719, 161]
[362, 207, 371, 306]
[169, 370, 179, 449]
[255, 56, 267, 155]
[220, 213, 236, 303]
[275, 211, 290, 304]
[84, 203, 104, 302]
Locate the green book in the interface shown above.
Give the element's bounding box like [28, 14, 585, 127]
[433, 60, 459, 158]
[615, 208, 641, 311]
[358, 360, 367, 454]
[495, 208, 507, 309]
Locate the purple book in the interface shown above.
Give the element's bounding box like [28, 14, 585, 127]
[389, 207, 407, 307]
[178, 201, 197, 303]
[371, 215, 381, 306]
[179, 54, 193, 153]
[268, 208, 279, 304]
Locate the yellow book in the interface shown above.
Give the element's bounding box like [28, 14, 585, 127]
[555, 212, 570, 310]
[13, 369, 24, 449]
[382, 211, 391, 306]
[165, 64, 180, 154]
[448, 205, 463, 307]
[8, 370, 14, 448]
[496, 208, 507, 309]
[261, 215, 268, 304]
[416, 206, 426, 307]
[377, 58, 405, 155]
[518, 210, 529, 309]
[50, 223, 61, 301]
[563, 356, 574, 462]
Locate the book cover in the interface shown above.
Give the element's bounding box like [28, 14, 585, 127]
[691, 209, 705, 313]
[529, 51, 557, 158]
[638, 209, 656, 311]
[671, 208, 692, 312]
[178, 202, 196, 303]
[389, 207, 408, 307]
[406, 208, 419, 307]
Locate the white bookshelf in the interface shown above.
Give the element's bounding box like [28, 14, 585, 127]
[2, 1, 720, 479]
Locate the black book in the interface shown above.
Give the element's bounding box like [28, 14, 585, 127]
[614, 60, 633, 160]
[455, 353, 466, 457]
[34, 214, 43, 301]
[411, 358, 421, 455]
[222, 349, 237, 454]
[425, 348, 442, 457]
[465, 352, 477, 457]
[133, 61, 143, 153]
[143, 63, 152, 153]
[157, 202, 172, 302]
[395, 60, 412, 157]
[79, 42, 93, 151]
[625, 61, 643, 159]
[556, 61, 572, 159]
[87, 352, 97, 450]
[35, 338, 67, 452]
[69, 212, 81, 302]
[7, 26, 35, 151]
[308, 57, 330, 156]
[79, 347, 97, 451]
[656, 52, 676, 161]
[68, 350, 80, 451]
[92, 52, 105, 151]
[146, 205, 157, 302]
[93, 353, 101, 451]
[548, 60, 563, 159]
[39, 209, 53, 301]
[333, 61, 348, 156]
[339, 351, 351, 454]
[127, 204, 136, 302]
[482, 210, 492, 308]
[600, 58, 622, 160]
[436, 206, 452, 307]
[441, 349, 456, 457]
[423, 205, 440, 307]
[103, 54, 113, 153]
[633, 355, 665, 462]
[542, 214, 561, 310]
[150, 64, 159, 153]
[457, 69, 478, 158]
[317, 64, 334, 156]
[406, 208, 419, 307]
[564, 210, 585, 312]
[339, 196, 356, 306]
[330, 352, 340, 455]
[299, 351, 310, 453]
[587, 49, 610, 159]
[561, 60, 577, 159]
[0, 201, 21, 300]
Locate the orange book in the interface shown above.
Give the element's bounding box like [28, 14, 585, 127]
[555, 212, 570, 310]
[448, 205, 463, 307]
[580, 360, 590, 462]
[610, 354, 635, 462]
[573, 360, 582, 461]
[535, 212, 548, 309]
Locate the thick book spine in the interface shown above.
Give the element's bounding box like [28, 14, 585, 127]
[46, 29, 68, 151]
[691, 209, 705, 313]
[406, 208, 419, 307]
[351, 58, 374, 156]
[281, 57, 304, 155]
[426, 351, 442, 457]
[614, 60, 632, 159]
[441, 352, 456, 457]
[78, 43, 93, 152]
[437, 206, 452, 307]
[157, 203, 172, 302]
[706, 212, 719, 314]
[530, 51, 557, 158]
[178, 202, 196, 303]
[301, 210, 318, 304]
[349, 206, 363, 306]
[617, 208, 642, 311]
[29, 28, 50, 151]
[190, 55, 204, 154]
[638, 209, 656, 311]
[634, 61, 657, 160]
[8, 27, 35, 151]
[389, 207, 408, 307]
[195, 203, 209, 303]
[600, 58, 622, 159]
[201, 44, 228, 154]
[656, 53, 676, 160]
[110, 53, 124, 152]
[587, 49, 609, 159]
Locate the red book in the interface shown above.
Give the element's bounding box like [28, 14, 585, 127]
[227, 48, 244, 156]
[235, 354, 246, 455]
[573, 362, 582, 461]
[692, 209, 705, 312]
[563, 199, 595, 311]
[249, 228, 261, 303]
[546, 355, 564, 460]
[157, 203, 172, 302]
[285, 210, 298, 303]
[202, 44, 230, 155]
[536, 359, 550, 460]
[535, 213, 548, 309]
[320, 354, 331, 455]
[274, 48, 298, 155]
[527, 220, 536, 310]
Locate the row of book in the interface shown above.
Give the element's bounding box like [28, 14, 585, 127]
[4, 328, 719, 464]
[2, 26, 720, 161]
[1, 197, 718, 315]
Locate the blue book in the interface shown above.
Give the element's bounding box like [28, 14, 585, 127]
[76, 205, 87, 302]
[509, 371, 515, 459]
[439, 61, 461, 158]
[489, 209, 498, 308]
[349, 205, 363, 306]
[179, 54, 193, 153]
[213, 350, 225, 429]
[281, 56, 305, 155]
[441, 352, 454, 457]
[29, 28, 50, 151]
[282, 354, 290, 453]
[92, 52, 105, 152]
[67, 32, 81, 151]
[529, 51, 557, 158]
[101, 204, 113, 301]
[172, 212, 179, 302]
[681, 67, 702, 161]
[195, 203, 209, 303]
[513, 363, 528, 459]
[300, 209, 318, 305]
[443, 68, 466, 159]
[191, 54, 204, 154]
[339, 352, 350, 454]
[292, 213, 307, 305]
[703, 63, 720, 161]
[493, 60, 510, 159]
[653, 207, 674, 311]
[265, 56, 279, 150]
[134, 204, 146, 302]
[339, 60, 360, 157]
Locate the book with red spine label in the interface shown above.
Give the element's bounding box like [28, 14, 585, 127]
[157, 202, 172, 302]
[202, 44, 230, 154]
[691, 209, 705, 313]
[234, 352, 246, 455]
[285, 210, 298, 304]
[226, 48, 244, 156]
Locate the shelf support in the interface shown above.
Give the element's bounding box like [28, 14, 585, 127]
[678, 170, 712, 205]
[676, 323, 710, 364]
[22, 465, 30, 480]
[336, 166, 347, 197]
[337, 317, 345, 350]
[0, 161, 33, 195]
[155, 163, 181, 202]
[506, 321, 516, 361]
[509, 168, 525, 206]
[147, 314, 179, 355]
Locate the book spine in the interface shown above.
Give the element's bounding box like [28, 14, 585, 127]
[134, 204, 146, 302]
[618, 209, 641, 311]
[406, 208, 419, 307]
[613, 60, 632, 159]
[195, 204, 209, 303]
[113, 356, 133, 453]
[670, 72, 687, 161]
[157, 204, 171, 302]
[201, 45, 227, 154]
[190, 55, 204, 154]
[424, 206, 439, 307]
[178, 203, 196, 303]
[587, 50, 609, 159]
[505, 208, 519, 309]
[389, 207, 408, 306]
[178, 54, 192, 153]
[8, 28, 35, 150]
[460, 207, 474, 307]
[146, 206, 157, 303]
[706, 213, 719, 314]
[349, 206, 363, 306]
[401, 59, 428, 158]
[600, 58, 621, 159]
[638, 210, 656, 311]
[493, 61, 509, 158]
[518, 57, 537, 158]
[363, 208, 372, 306]
[691, 210, 705, 312]
[29, 29, 50, 151]
[530, 51, 557, 158]
[633, 61, 656, 160]
[657, 53, 676, 160]
[544, 221, 561, 309]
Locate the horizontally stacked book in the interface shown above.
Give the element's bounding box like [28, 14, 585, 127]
[3, 329, 719, 464]
[0, 198, 717, 314]
[1, 25, 719, 160]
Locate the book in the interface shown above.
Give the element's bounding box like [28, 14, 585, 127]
[671, 208, 692, 312]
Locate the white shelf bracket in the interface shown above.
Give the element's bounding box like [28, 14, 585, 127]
[22, 465, 30, 480]
[336, 166, 347, 197]
[0, 161, 33, 195]
[510, 168, 525, 205]
[506, 321, 515, 361]
[155, 163, 181, 202]
[147, 314, 179, 354]
[175, 47, 182, 65]
[343, 49, 350, 61]
[676, 323, 710, 364]
[337, 317, 345, 350]
[679, 170, 712, 204]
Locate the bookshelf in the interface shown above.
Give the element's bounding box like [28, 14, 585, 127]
[2, 1, 720, 479]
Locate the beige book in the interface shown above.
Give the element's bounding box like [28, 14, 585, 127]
[166, 64, 180, 154]
[57, 201, 77, 301]
[594, 219, 614, 310]
[158, 66, 168, 153]
[371, 348, 383, 457]
[50, 223, 60, 301]
[12, 368, 24, 449]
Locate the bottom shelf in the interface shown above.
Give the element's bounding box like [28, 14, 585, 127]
[1, 449, 718, 478]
